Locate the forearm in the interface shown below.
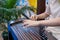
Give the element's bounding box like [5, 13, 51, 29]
[38, 18, 60, 26]
[37, 12, 50, 19]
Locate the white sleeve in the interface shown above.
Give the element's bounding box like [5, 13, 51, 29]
[45, 0, 51, 14]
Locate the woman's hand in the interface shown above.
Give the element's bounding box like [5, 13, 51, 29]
[23, 20, 40, 28]
[30, 15, 38, 21]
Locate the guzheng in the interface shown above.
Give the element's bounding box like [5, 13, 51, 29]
[10, 19, 42, 40]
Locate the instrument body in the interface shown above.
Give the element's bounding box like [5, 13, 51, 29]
[9, 18, 41, 40]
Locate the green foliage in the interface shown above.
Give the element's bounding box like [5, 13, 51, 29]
[0, 0, 36, 23]
[0, 0, 17, 23]
[0, 0, 17, 8]
[5, 0, 17, 8]
[0, 7, 18, 23]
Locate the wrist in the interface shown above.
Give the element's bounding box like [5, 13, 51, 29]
[36, 15, 39, 20]
[38, 20, 46, 26]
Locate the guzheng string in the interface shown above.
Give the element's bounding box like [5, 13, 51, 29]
[11, 23, 41, 40]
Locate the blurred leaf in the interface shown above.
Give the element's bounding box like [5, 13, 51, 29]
[0, 0, 36, 23]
